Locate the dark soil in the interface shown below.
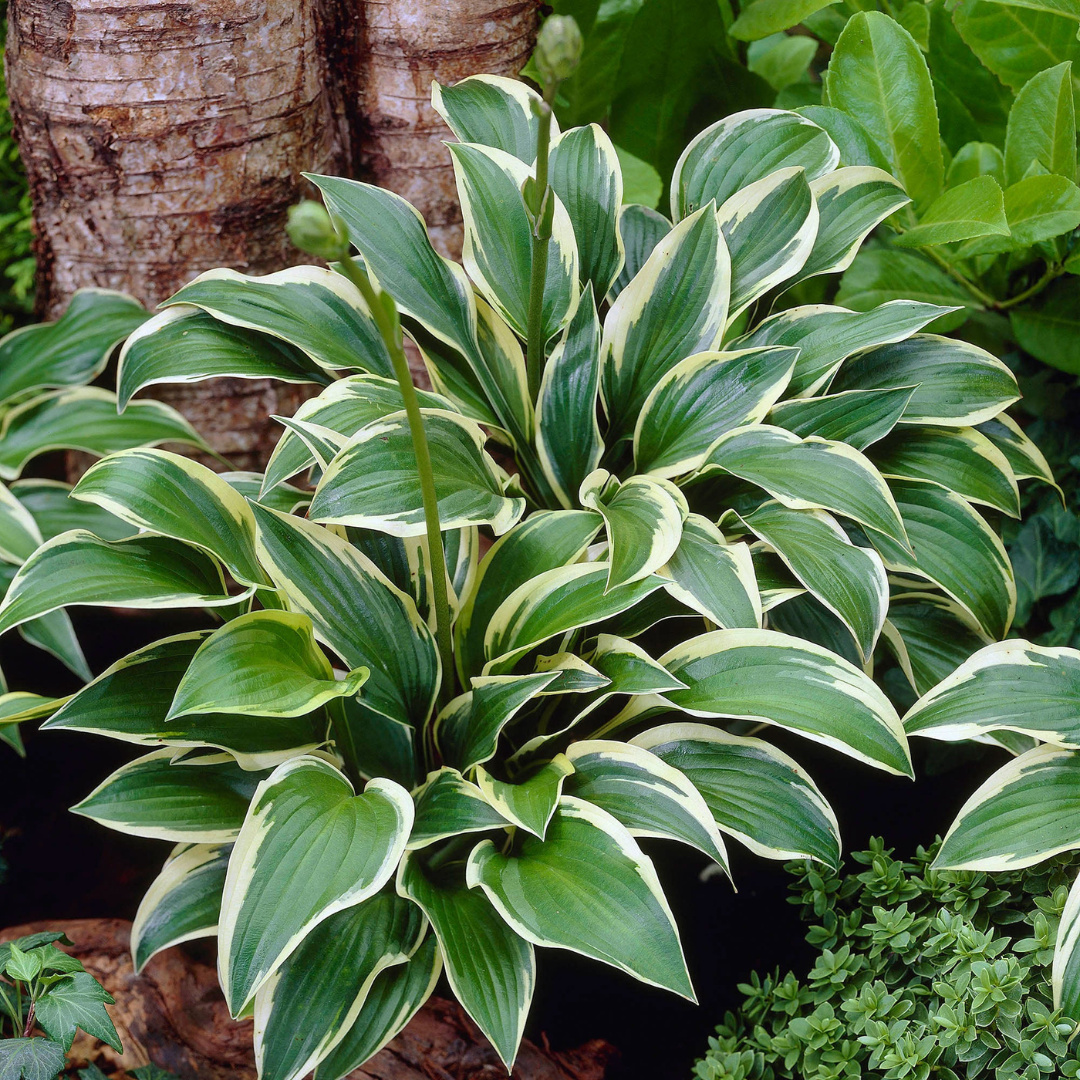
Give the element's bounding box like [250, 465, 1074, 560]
[0, 610, 1005, 1080]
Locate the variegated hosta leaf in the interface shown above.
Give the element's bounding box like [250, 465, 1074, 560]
[169, 611, 367, 720]
[483, 562, 665, 673]
[600, 205, 729, 442]
[455, 510, 603, 682]
[536, 295, 604, 509]
[310, 176, 531, 450]
[0, 693, 66, 757]
[769, 387, 916, 450]
[510, 636, 688, 761]
[934, 745, 1080, 871]
[275, 417, 348, 473]
[829, 335, 1020, 426]
[313, 934, 441, 1080]
[449, 142, 579, 343]
[717, 167, 818, 317]
[0, 388, 208, 481]
[252, 505, 439, 727]
[0, 482, 42, 564]
[163, 266, 394, 377]
[72, 448, 265, 586]
[14, 479, 135, 542]
[131, 843, 231, 972]
[790, 168, 910, 288]
[904, 640, 1080, 747]
[617, 628, 911, 776]
[42, 633, 325, 770]
[468, 797, 694, 999]
[670, 109, 838, 221]
[869, 479, 1015, 641]
[882, 593, 990, 697]
[398, 853, 535, 1070]
[609, 204, 672, 303]
[634, 347, 797, 478]
[16, 605, 90, 683]
[218, 755, 413, 1015]
[549, 124, 624, 297]
[432, 74, 553, 165]
[475, 756, 574, 840]
[632, 722, 841, 866]
[408, 767, 510, 850]
[262, 375, 453, 495]
[740, 502, 888, 663]
[72, 750, 265, 842]
[579, 470, 687, 590]
[117, 306, 329, 409]
[435, 672, 558, 772]
[870, 425, 1020, 517]
[0, 531, 238, 639]
[734, 301, 957, 398]
[700, 424, 909, 548]
[253, 893, 426, 1080]
[977, 414, 1058, 489]
[309, 410, 525, 537]
[0, 289, 148, 406]
[563, 740, 728, 869]
[662, 516, 762, 630]
[1056, 873, 1080, 1023]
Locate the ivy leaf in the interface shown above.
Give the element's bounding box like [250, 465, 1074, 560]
[129, 1066, 181, 1080]
[0, 1039, 67, 1080]
[33, 973, 121, 1053]
[4, 945, 42, 985]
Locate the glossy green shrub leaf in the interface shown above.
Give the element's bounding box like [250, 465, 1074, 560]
[894, 175, 1009, 246]
[827, 11, 943, 210]
[1004, 61, 1076, 186]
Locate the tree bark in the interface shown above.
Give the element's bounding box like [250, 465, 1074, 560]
[351, 0, 539, 259]
[5, 0, 345, 467]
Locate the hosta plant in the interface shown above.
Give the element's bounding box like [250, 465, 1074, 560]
[1, 47, 1043, 1077]
[0, 290, 212, 754]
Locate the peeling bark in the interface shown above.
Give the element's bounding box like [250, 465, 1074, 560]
[353, 0, 539, 258]
[5, 0, 345, 465]
[0, 919, 618, 1080]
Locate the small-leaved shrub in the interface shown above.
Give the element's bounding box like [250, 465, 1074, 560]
[696, 841, 1080, 1080]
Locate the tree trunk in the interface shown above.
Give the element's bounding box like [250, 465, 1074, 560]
[352, 0, 539, 259]
[5, 0, 345, 468]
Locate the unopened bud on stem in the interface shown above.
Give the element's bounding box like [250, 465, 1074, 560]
[287, 201, 349, 262]
[534, 15, 583, 91]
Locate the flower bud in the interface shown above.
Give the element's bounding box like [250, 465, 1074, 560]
[286, 200, 349, 261]
[534, 15, 583, 87]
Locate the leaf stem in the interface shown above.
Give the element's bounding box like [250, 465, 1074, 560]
[998, 263, 1063, 311]
[525, 99, 554, 402]
[336, 255, 455, 709]
[917, 245, 997, 309]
